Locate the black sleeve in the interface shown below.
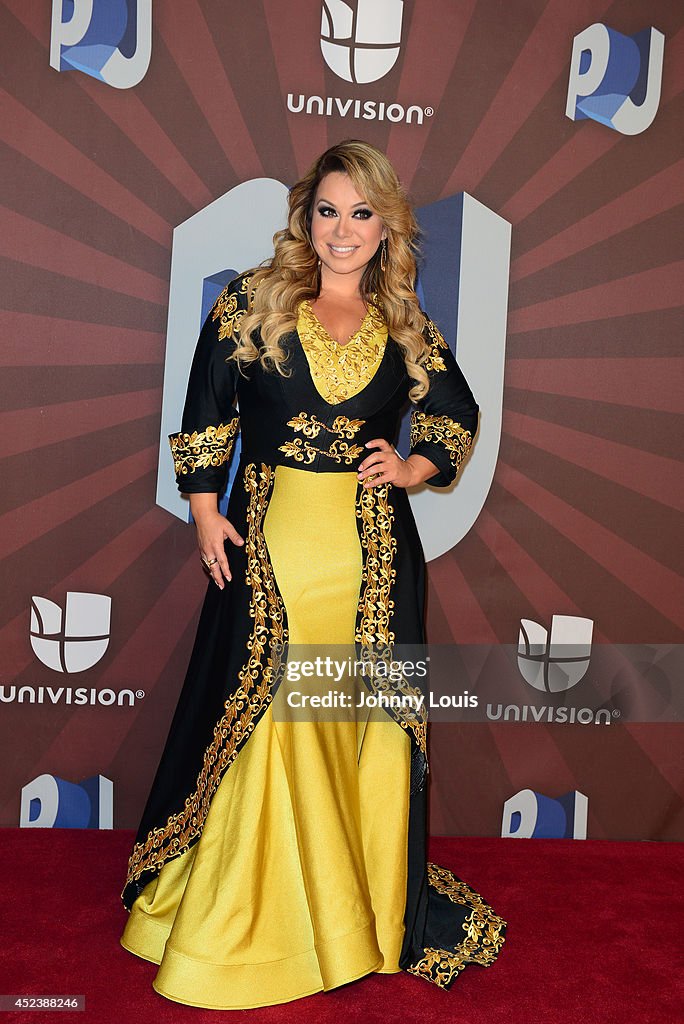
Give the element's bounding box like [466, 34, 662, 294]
[168, 276, 250, 494]
[407, 315, 480, 487]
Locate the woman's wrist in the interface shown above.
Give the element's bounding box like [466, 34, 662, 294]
[189, 492, 220, 521]
[403, 454, 440, 486]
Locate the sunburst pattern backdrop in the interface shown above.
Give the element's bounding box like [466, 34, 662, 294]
[1, 0, 682, 839]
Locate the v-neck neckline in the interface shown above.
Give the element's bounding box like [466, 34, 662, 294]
[303, 299, 372, 348]
[288, 326, 401, 411]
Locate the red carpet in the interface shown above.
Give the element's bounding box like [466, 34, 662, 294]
[0, 829, 681, 1023]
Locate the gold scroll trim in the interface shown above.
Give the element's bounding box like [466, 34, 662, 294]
[354, 483, 427, 755]
[278, 411, 366, 465]
[423, 318, 449, 374]
[406, 862, 507, 989]
[285, 411, 365, 439]
[212, 274, 253, 342]
[409, 411, 473, 477]
[279, 437, 364, 466]
[123, 462, 286, 900]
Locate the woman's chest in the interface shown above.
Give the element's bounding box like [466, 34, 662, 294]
[237, 331, 410, 429]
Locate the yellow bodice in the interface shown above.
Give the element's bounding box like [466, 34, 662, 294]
[297, 299, 388, 405]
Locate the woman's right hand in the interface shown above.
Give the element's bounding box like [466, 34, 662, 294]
[189, 493, 244, 590]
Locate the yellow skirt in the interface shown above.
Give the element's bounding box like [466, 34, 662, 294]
[121, 467, 412, 1009]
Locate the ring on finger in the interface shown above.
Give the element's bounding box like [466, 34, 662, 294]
[202, 556, 218, 568]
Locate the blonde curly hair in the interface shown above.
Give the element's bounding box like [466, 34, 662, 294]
[231, 139, 431, 401]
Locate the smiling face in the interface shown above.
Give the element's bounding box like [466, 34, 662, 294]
[310, 171, 386, 289]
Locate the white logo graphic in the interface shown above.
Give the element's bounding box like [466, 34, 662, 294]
[501, 789, 588, 839]
[566, 23, 664, 135]
[321, 0, 404, 84]
[286, 93, 426, 125]
[20, 773, 113, 829]
[1, 685, 142, 706]
[50, 0, 152, 89]
[518, 615, 594, 693]
[408, 194, 509, 559]
[30, 592, 111, 673]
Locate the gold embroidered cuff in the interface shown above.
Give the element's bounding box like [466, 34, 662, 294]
[409, 411, 473, 481]
[168, 419, 239, 477]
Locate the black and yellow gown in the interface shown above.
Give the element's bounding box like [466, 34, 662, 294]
[120, 277, 506, 1009]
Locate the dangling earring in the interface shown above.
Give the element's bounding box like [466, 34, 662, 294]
[380, 238, 387, 272]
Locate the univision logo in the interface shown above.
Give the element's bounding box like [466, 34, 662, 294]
[30, 592, 111, 674]
[1, 685, 142, 706]
[486, 615, 609, 725]
[518, 615, 593, 693]
[321, 0, 404, 84]
[289, 0, 429, 126]
[286, 94, 427, 124]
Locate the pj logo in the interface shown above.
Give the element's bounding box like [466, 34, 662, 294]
[50, 0, 152, 89]
[502, 789, 588, 840]
[566, 23, 665, 135]
[20, 773, 113, 829]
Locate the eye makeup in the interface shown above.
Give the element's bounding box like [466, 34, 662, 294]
[316, 204, 374, 219]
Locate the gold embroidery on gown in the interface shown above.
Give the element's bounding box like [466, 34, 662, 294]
[121, 304, 412, 1010]
[297, 298, 387, 404]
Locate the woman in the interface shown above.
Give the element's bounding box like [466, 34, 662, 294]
[120, 140, 506, 1008]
